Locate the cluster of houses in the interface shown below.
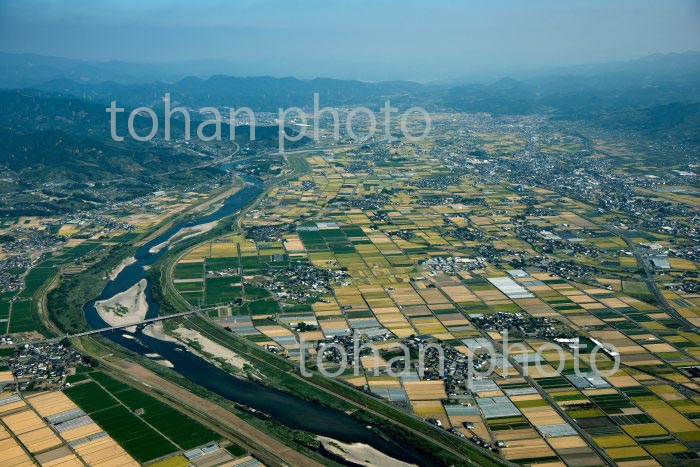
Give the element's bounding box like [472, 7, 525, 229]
[6, 342, 83, 391]
[263, 262, 349, 302]
[470, 312, 576, 341]
[420, 256, 486, 275]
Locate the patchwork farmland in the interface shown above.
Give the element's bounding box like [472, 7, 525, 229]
[167, 123, 700, 466]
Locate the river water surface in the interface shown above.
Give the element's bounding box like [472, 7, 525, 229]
[83, 176, 438, 466]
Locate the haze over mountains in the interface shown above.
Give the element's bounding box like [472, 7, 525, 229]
[2, 4, 700, 464]
[1, 50, 699, 200]
[2, 52, 698, 104]
[2, 51, 699, 140]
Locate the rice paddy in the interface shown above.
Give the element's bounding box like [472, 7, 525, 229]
[161, 123, 700, 466]
[64, 370, 221, 463]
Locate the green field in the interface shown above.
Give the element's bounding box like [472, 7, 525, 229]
[89, 372, 221, 449]
[204, 276, 243, 305]
[206, 256, 239, 272]
[0, 301, 10, 323]
[8, 300, 34, 333]
[65, 381, 177, 462]
[18, 266, 56, 298]
[174, 262, 204, 279]
[65, 371, 220, 461]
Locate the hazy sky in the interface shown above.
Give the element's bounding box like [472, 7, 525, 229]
[1, 0, 699, 81]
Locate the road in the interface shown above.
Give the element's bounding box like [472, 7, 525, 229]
[24, 311, 198, 344]
[158, 144, 511, 466]
[486, 333, 616, 466]
[72, 338, 324, 467]
[182, 312, 511, 467]
[610, 226, 697, 331]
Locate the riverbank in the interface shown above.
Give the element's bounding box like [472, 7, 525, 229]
[109, 256, 137, 281]
[144, 322, 251, 372]
[318, 436, 418, 467]
[80, 163, 489, 467]
[149, 220, 220, 254]
[136, 178, 243, 248]
[72, 338, 325, 467]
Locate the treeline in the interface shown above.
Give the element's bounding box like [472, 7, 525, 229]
[47, 244, 132, 333]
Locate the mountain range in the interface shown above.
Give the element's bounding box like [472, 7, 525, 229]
[1, 51, 699, 192]
[2, 51, 698, 137]
[1, 51, 699, 217]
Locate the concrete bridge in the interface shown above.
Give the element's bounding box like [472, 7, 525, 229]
[66, 310, 197, 338]
[21, 310, 203, 345]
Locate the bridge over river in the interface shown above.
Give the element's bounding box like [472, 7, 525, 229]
[68, 310, 196, 338]
[24, 310, 203, 345]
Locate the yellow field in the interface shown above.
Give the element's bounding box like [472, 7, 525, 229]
[403, 381, 448, 400]
[0, 391, 141, 467]
[593, 434, 636, 448]
[149, 455, 191, 467]
[605, 446, 648, 460]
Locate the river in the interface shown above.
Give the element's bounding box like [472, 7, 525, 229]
[83, 175, 438, 466]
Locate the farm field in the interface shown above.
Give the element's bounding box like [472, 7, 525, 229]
[0, 240, 109, 336]
[64, 369, 221, 463]
[168, 123, 700, 467]
[0, 187, 219, 340]
[0, 390, 138, 467]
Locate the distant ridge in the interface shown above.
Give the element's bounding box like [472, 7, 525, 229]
[2, 50, 699, 89]
[1, 51, 699, 141]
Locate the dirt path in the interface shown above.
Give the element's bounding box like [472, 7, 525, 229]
[100, 356, 324, 467]
[36, 273, 63, 337]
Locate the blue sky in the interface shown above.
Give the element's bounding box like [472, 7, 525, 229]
[1, 0, 699, 80]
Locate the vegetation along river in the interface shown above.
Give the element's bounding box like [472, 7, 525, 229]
[83, 175, 436, 466]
